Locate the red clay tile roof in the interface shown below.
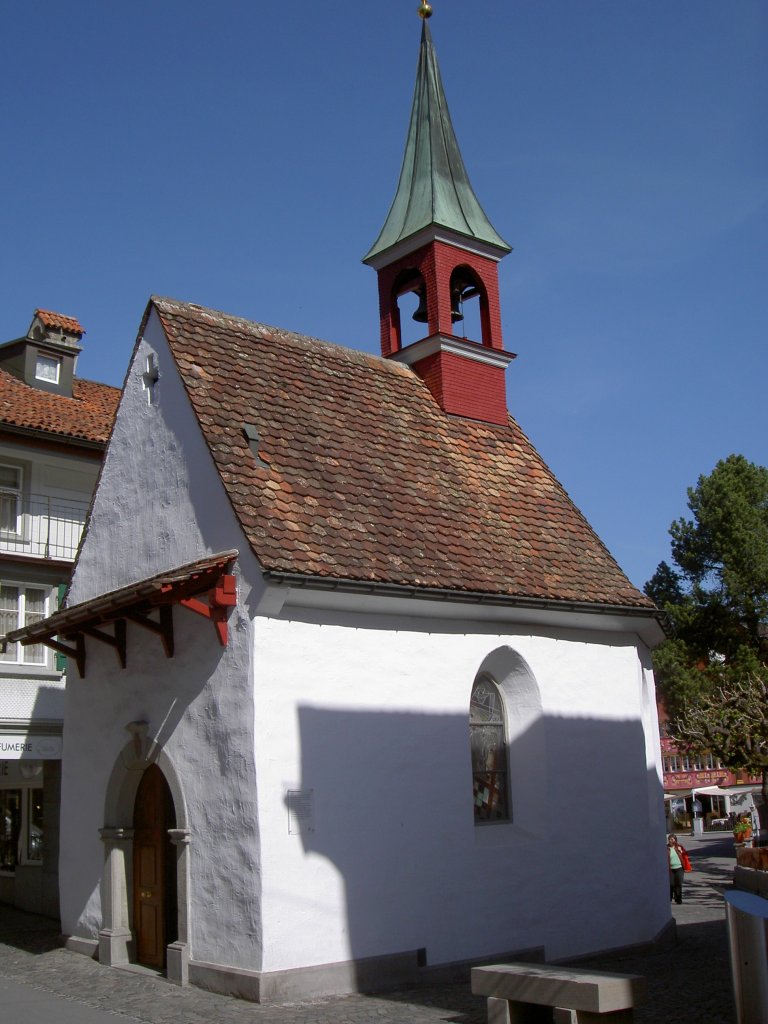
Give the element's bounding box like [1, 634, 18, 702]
[153, 297, 654, 610]
[35, 309, 85, 335]
[0, 369, 119, 445]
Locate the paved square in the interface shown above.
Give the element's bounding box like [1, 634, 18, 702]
[0, 834, 737, 1024]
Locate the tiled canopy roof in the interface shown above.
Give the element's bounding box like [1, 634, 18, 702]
[0, 369, 119, 445]
[35, 309, 85, 335]
[5, 551, 239, 675]
[152, 297, 653, 610]
[6, 550, 237, 645]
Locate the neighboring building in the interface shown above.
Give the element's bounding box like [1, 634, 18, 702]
[659, 702, 762, 829]
[9, 19, 669, 1002]
[0, 309, 119, 915]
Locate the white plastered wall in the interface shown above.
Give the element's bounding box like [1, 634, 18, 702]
[253, 614, 669, 973]
[61, 307, 265, 971]
[0, 677, 65, 721]
[54, 303, 668, 985]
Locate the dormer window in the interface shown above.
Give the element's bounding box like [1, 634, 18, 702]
[0, 310, 82, 397]
[35, 354, 61, 385]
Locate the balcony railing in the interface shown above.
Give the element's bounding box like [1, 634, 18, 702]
[0, 492, 90, 561]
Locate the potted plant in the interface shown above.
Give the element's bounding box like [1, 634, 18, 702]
[733, 818, 753, 842]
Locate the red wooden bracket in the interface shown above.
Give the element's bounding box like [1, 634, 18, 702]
[179, 576, 236, 646]
[179, 596, 211, 619]
[213, 575, 237, 607]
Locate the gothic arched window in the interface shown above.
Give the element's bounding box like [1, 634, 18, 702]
[470, 676, 510, 823]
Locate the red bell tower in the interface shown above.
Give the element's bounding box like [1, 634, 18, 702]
[363, 8, 515, 426]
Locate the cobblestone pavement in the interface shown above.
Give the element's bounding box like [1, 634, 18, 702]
[0, 834, 737, 1023]
[574, 833, 736, 1024]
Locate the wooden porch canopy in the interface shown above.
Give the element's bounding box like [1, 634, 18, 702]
[4, 550, 238, 679]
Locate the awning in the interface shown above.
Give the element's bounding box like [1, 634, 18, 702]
[665, 785, 730, 799]
[3, 550, 238, 678]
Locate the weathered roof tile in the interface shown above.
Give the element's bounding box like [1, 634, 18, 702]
[35, 309, 85, 336]
[0, 369, 119, 445]
[153, 296, 652, 610]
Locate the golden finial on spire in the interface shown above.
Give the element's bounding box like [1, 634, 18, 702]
[417, 2, 433, 18]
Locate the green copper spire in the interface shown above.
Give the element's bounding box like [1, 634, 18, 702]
[364, 20, 510, 265]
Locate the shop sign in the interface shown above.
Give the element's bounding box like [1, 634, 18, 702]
[0, 735, 61, 760]
[664, 771, 729, 788]
[691, 771, 727, 785]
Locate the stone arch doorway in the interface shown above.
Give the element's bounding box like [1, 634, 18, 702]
[99, 732, 190, 986]
[133, 763, 178, 968]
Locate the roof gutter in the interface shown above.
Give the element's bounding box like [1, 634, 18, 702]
[262, 570, 672, 636]
[0, 424, 107, 451]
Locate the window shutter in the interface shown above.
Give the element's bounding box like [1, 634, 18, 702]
[55, 583, 67, 673]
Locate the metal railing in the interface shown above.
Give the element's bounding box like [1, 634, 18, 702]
[706, 818, 734, 832]
[0, 492, 89, 561]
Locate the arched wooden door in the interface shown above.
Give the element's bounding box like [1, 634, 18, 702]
[132, 764, 177, 968]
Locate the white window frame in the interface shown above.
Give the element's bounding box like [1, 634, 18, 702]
[0, 583, 50, 666]
[0, 464, 23, 536]
[34, 354, 61, 385]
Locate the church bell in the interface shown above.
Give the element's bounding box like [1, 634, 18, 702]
[412, 288, 429, 323]
[450, 287, 464, 323]
[412, 286, 465, 323]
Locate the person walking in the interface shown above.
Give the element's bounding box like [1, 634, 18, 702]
[667, 833, 690, 904]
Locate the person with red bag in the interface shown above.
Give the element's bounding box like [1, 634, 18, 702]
[667, 833, 691, 903]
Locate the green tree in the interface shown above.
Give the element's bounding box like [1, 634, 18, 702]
[674, 676, 768, 781]
[646, 455, 768, 825]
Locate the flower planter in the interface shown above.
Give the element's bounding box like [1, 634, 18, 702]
[737, 847, 768, 871]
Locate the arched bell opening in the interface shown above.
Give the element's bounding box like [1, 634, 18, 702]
[390, 268, 429, 350]
[449, 265, 490, 346]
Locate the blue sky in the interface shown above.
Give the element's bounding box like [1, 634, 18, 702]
[2, 1, 766, 592]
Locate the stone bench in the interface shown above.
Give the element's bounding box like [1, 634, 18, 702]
[471, 963, 646, 1023]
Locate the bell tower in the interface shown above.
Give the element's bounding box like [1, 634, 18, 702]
[363, 4, 514, 426]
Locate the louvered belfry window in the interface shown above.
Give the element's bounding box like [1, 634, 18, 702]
[470, 677, 510, 823]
